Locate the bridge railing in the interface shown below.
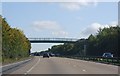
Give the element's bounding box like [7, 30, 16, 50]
[29, 38, 78, 42]
[63, 56, 120, 66]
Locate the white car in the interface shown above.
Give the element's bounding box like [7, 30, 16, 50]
[102, 53, 113, 58]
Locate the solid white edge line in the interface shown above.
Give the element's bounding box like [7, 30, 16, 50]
[24, 57, 40, 74]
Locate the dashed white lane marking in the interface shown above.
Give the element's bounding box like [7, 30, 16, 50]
[24, 57, 40, 75]
[82, 69, 86, 72]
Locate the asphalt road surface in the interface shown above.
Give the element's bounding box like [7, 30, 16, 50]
[4, 56, 118, 74]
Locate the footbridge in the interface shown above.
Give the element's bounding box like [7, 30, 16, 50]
[29, 38, 78, 43]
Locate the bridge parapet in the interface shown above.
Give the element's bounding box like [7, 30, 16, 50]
[28, 38, 78, 43]
[29, 38, 78, 41]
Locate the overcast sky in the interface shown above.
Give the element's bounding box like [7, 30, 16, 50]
[2, 1, 118, 53]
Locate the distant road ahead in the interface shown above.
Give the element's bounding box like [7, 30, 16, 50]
[4, 56, 118, 74]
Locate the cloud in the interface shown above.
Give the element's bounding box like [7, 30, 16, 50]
[60, 0, 98, 11]
[60, 3, 83, 11]
[52, 30, 68, 37]
[32, 21, 60, 31]
[80, 21, 117, 38]
[32, 20, 68, 37]
[2, 0, 119, 2]
[110, 21, 118, 26]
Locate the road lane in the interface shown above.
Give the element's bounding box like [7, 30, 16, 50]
[10, 56, 39, 74]
[1, 58, 32, 74]
[10, 56, 118, 74]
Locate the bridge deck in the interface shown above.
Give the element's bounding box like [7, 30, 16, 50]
[29, 38, 78, 43]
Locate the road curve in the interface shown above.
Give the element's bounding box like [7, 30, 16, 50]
[6, 56, 118, 74]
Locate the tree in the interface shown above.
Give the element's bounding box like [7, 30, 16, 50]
[1, 16, 31, 62]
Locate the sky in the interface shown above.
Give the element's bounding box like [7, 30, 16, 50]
[1, 1, 118, 53]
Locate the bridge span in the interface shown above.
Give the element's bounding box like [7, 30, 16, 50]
[29, 38, 78, 43]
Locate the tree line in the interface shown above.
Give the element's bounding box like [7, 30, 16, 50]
[1, 16, 31, 62]
[47, 26, 120, 57]
[0, 16, 2, 61]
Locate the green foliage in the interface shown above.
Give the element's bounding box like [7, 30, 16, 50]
[47, 26, 119, 57]
[1, 16, 31, 62]
[49, 43, 74, 56]
[87, 26, 119, 56]
[0, 15, 2, 62]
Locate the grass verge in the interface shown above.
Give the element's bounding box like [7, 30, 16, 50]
[2, 56, 33, 66]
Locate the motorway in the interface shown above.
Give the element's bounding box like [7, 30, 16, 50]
[3, 56, 118, 74]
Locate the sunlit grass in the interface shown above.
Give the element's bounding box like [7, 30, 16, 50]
[0, 56, 2, 63]
[0, 54, 1, 63]
[2, 56, 33, 65]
